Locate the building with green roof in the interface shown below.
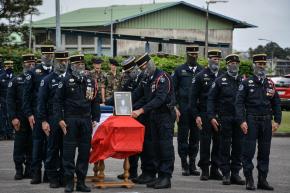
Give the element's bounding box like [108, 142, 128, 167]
[31, 1, 255, 56]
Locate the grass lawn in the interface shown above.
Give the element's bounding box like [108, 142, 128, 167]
[279, 111, 290, 132]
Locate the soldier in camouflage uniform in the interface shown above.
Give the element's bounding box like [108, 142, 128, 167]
[90, 58, 106, 104]
[105, 58, 121, 100]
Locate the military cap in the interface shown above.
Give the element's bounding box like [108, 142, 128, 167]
[40, 45, 54, 54]
[4, 60, 14, 66]
[122, 56, 136, 72]
[186, 45, 199, 53]
[135, 53, 151, 68]
[92, 58, 104, 64]
[109, 58, 119, 66]
[225, 54, 240, 64]
[70, 54, 84, 64]
[54, 51, 69, 60]
[208, 49, 222, 58]
[22, 54, 35, 63]
[253, 54, 267, 63]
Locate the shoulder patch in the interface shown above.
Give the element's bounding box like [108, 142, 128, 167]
[159, 76, 165, 83]
[8, 81, 13, 87]
[58, 82, 63, 88]
[239, 84, 244, 91]
[26, 74, 31, 80]
[40, 80, 44, 87]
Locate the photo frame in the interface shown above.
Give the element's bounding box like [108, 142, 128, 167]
[113, 91, 132, 116]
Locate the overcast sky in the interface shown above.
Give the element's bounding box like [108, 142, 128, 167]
[28, 0, 290, 51]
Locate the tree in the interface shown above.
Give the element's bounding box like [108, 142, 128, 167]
[0, 0, 43, 45]
[249, 42, 290, 60]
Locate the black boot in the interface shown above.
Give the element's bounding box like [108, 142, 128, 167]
[30, 170, 41, 184]
[64, 177, 74, 193]
[245, 175, 256, 190]
[200, 167, 209, 181]
[189, 158, 200, 176]
[14, 165, 24, 180]
[222, 175, 231, 185]
[43, 170, 49, 183]
[146, 178, 159, 188]
[257, 175, 274, 191]
[135, 172, 156, 184]
[181, 158, 190, 176]
[231, 173, 245, 185]
[209, 166, 222, 180]
[153, 176, 171, 189]
[50, 179, 61, 188]
[76, 179, 91, 192]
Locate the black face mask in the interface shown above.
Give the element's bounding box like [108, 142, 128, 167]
[187, 55, 197, 67]
[5, 67, 13, 75]
[71, 63, 85, 79]
[54, 60, 68, 75]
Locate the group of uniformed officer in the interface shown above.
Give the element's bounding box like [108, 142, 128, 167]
[0, 43, 281, 192]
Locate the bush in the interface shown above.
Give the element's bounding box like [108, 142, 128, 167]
[0, 46, 254, 76]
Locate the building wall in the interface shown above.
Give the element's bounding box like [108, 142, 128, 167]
[115, 28, 233, 56]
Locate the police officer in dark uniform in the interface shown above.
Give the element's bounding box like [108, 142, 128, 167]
[207, 54, 245, 185]
[7, 54, 35, 180]
[38, 51, 69, 188]
[236, 54, 281, 191]
[172, 45, 203, 176]
[116, 56, 144, 180]
[54, 54, 100, 193]
[190, 49, 223, 181]
[23, 45, 54, 184]
[132, 53, 175, 189]
[0, 60, 15, 140]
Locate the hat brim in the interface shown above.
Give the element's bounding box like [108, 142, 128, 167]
[55, 57, 69, 60]
[42, 52, 54, 54]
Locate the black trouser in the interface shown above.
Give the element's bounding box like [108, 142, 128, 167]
[45, 116, 63, 182]
[31, 118, 47, 175]
[0, 103, 13, 137]
[177, 101, 199, 162]
[63, 117, 92, 180]
[139, 114, 156, 175]
[242, 115, 272, 178]
[198, 112, 221, 170]
[150, 110, 175, 177]
[219, 115, 243, 176]
[13, 118, 32, 173]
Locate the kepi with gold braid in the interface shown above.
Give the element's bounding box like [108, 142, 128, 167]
[22, 54, 35, 63]
[40, 45, 54, 54]
[208, 49, 222, 58]
[135, 53, 151, 68]
[54, 51, 69, 60]
[122, 56, 136, 72]
[186, 45, 199, 53]
[70, 54, 84, 64]
[253, 54, 267, 63]
[225, 54, 240, 64]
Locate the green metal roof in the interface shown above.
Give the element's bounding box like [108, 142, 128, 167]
[32, 1, 255, 29]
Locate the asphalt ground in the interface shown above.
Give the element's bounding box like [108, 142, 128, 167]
[0, 137, 289, 193]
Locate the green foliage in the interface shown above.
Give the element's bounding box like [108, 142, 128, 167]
[249, 42, 290, 60]
[0, 0, 43, 45]
[0, 46, 254, 77]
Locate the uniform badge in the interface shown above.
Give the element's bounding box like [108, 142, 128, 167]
[26, 74, 31, 80]
[87, 79, 91, 83]
[222, 78, 227, 81]
[40, 80, 44, 87]
[35, 69, 42, 74]
[250, 89, 254, 92]
[17, 77, 22, 80]
[52, 79, 55, 83]
[159, 77, 165, 83]
[69, 78, 74, 82]
[238, 84, 244, 91]
[151, 84, 156, 92]
[249, 80, 253, 83]
[211, 82, 216, 88]
[204, 74, 208, 77]
[58, 82, 63, 88]
[8, 81, 13, 87]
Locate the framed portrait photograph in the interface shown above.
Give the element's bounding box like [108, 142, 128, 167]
[114, 91, 132, 116]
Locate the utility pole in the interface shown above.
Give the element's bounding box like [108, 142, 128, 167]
[56, 0, 61, 49]
[204, 0, 228, 58]
[28, 13, 32, 51]
[110, 6, 113, 57]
